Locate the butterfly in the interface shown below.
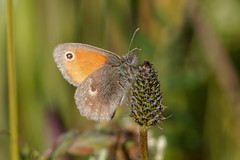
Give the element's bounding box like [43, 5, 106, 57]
[53, 29, 140, 122]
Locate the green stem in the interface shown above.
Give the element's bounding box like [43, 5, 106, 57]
[139, 126, 149, 160]
[6, 0, 19, 159]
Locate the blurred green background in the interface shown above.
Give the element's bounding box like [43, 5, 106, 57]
[1, 0, 240, 159]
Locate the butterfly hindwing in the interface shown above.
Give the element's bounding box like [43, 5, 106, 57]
[74, 65, 132, 122]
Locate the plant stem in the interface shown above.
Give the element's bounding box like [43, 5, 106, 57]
[6, 0, 19, 159]
[139, 126, 149, 160]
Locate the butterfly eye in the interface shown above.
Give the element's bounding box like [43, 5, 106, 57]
[127, 56, 133, 64]
[65, 51, 74, 61]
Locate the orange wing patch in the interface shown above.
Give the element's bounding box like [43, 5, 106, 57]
[64, 48, 107, 85]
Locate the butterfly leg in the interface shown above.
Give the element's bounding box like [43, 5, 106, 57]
[117, 81, 126, 91]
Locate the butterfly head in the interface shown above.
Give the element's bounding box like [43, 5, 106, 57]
[123, 52, 138, 67]
[124, 46, 141, 67]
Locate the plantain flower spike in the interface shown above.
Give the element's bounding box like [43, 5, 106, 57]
[130, 61, 166, 127]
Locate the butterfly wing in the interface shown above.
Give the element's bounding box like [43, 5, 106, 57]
[74, 64, 133, 122]
[53, 43, 131, 121]
[53, 43, 121, 86]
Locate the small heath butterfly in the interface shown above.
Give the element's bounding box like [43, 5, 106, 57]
[53, 29, 140, 122]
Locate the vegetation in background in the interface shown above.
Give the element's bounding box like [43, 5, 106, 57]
[1, 0, 240, 159]
[6, 0, 19, 159]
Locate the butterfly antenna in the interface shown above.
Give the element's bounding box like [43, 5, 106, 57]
[127, 27, 140, 54]
[129, 47, 141, 54]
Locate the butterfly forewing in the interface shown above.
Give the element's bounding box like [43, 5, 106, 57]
[53, 43, 121, 86]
